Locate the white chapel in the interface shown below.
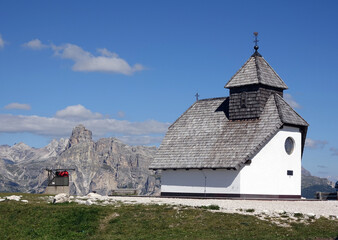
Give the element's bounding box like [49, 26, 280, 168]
[150, 37, 308, 199]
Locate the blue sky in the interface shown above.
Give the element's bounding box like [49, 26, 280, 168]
[0, 0, 337, 181]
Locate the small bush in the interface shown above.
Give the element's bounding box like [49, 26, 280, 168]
[199, 204, 220, 210]
[245, 209, 255, 213]
[208, 204, 220, 210]
[294, 213, 304, 218]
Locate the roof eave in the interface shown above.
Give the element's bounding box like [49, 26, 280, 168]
[225, 83, 288, 90]
[149, 166, 237, 170]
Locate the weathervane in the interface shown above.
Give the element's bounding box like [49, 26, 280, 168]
[195, 93, 199, 101]
[253, 32, 259, 52]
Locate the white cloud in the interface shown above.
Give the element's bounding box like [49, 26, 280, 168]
[117, 111, 126, 118]
[284, 93, 301, 109]
[0, 34, 5, 48]
[330, 147, 338, 156]
[22, 39, 48, 50]
[305, 138, 328, 149]
[4, 103, 31, 110]
[97, 48, 118, 57]
[0, 105, 169, 145]
[118, 135, 164, 145]
[51, 43, 144, 75]
[0, 114, 72, 136]
[317, 165, 327, 169]
[55, 104, 102, 121]
[22, 38, 144, 75]
[82, 119, 169, 136]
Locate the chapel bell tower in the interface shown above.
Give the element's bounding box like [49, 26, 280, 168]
[225, 32, 288, 120]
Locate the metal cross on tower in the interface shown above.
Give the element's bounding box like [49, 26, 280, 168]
[195, 93, 199, 101]
[253, 32, 259, 51]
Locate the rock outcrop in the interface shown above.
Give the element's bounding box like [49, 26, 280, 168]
[66, 124, 93, 149]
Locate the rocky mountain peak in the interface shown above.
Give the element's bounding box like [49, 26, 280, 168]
[67, 124, 93, 149]
[12, 142, 31, 151]
[43, 138, 69, 158]
[301, 167, 312, 177]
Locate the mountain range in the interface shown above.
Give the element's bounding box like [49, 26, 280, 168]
[0, 125, 159, 196]
[0, 125, 334, 198]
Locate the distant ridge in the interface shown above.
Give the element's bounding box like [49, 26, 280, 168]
[301, 167, 335, 199]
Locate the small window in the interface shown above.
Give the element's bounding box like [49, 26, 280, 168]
[285, 137, 295, 155]
[287, 170, 293, 176]
[240, 92, 247, 108]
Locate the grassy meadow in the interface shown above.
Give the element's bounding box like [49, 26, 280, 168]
[0, 193, 337, 240]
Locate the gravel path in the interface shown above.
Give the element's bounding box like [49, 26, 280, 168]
[109, 196, 338, 218]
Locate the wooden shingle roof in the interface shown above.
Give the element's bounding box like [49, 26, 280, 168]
[150, 94, 308, 170]
[225, 52, 288, 90]
[274, 94, 308, 127]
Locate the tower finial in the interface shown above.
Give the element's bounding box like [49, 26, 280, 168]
[253, 32, 259, 52]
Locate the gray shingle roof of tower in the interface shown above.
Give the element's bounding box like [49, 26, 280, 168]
[150, 94, 308, 170]
[225, 52, 288, 89]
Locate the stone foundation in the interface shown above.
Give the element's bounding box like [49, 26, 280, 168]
[44, 186, 70, 195]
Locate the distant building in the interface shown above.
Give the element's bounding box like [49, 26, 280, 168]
[150, 43, 308, 199]
[45, 169, 73, 195]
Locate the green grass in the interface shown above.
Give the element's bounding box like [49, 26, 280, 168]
[0, 194, 102, 240]
[0, 193, 338, 240]
[197, 204, 220, 210]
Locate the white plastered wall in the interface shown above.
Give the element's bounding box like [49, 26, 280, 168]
[239, 126, 302, 196]
[161, 168, 240, 194]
